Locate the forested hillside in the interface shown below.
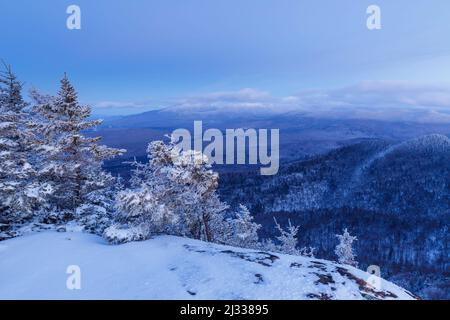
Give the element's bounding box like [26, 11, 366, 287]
[219, 136, 450, 299]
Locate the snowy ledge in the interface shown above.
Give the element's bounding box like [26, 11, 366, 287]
[0, 231, 417, 300]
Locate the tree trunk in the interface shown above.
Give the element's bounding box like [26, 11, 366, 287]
[202, 213, 212, 242]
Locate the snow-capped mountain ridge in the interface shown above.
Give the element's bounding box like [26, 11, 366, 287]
[390, 133, 450, 153]
[0, 231, 417, 300]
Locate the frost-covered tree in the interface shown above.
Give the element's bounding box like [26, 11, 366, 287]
[31, 74, 125, 224]
[273, 218, 300, 255]
[0, 63, 51, 226]
[225, 204, 261, 249]
[335, 228, 358, 267]
[104, 142, 182, 244]
[117, 186, 178, 228]
[105, 138, 229, 244]
[169, 147, 229, 242]
[74, 173, 125, 235]
[262, 218, 315, 257]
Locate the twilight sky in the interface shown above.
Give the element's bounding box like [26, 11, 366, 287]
[2, 0, 450, 116]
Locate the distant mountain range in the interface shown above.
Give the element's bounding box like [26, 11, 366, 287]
[95, 106, 450, 162]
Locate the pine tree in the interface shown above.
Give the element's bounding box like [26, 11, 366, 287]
[169, 147, 229, 242]
[226, 204, 261, 249]
[105, 140, 183, 244]
[335, 228, 358, 267]
[75, 172, 125, 235]
[105, 138, 229, 244]
[262, 218, 315, 257]
[273, 218, 300, 255]
[0, 63, 51, 227]
[31, 74, 125, 224]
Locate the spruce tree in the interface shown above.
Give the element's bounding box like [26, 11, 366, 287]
[169, 147, 229, 242]
[226, 204, 261, 249]
[32, 74, 125, 224]
[335, 228, 358, 267]
[105, 138, 228, 243]
[0, 63, 50, 227]
[261, 218, 315, 257]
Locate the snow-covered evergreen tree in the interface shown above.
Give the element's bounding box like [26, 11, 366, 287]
[105, 138, 229, 244]
[262, 218, 315, 257]
[273, 218, 300, 255]
[168, 147, 229, 242]
[335, 228, 358, 267]
[226, 204, 261, 249]
[0, 63, 51, 227]
[31, 74, 125, 225]
[104, 141, 181, 244]
[75, 174, 125, 235]
[117, 185, 178, 228]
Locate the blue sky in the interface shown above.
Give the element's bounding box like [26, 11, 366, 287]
[2, 0, 450, 115]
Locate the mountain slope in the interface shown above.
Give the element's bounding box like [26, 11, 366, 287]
[349, 134, 450, 215]
[0, 231, 416, 300]
[220, 134, 450, 216]
[219, 135, 450, 299]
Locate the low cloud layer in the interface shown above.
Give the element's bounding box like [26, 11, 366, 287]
[94, 101, 148, 109]
[168, 88, 276, 113]
[295, 81, 450, 109]
[94, 82, 450, 123]
[291, 81, 450, 123]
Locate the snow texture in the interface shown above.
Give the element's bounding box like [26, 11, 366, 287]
[0, 231, 417, 300]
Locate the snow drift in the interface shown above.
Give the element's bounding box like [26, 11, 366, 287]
[0, 231, 417, 300]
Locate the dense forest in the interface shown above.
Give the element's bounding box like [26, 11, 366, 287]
[219, 137, 450, 299]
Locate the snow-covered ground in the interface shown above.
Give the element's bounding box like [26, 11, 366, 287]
[0, 231, 416, 300]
